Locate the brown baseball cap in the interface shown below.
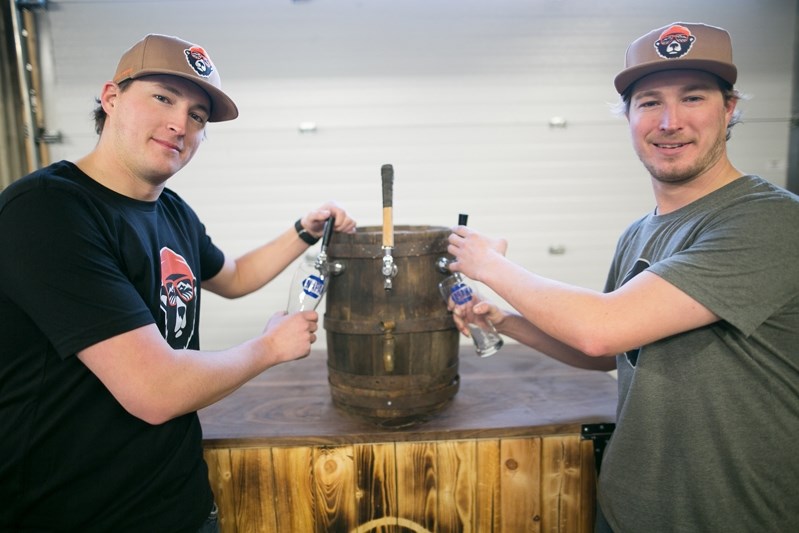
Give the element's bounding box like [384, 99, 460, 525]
[113, 34, 238, 122]
[614, 22, 737, 95]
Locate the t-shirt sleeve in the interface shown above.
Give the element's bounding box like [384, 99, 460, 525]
[196, 223, 225, 281]
[0, 186, 155, 358]
[647, 194, 799, 336]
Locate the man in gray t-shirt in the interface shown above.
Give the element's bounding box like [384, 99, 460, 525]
[444, 22, 798, 532]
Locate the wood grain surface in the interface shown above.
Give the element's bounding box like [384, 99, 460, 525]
[199, 344, 617, 447]
[200, 345, 616, 532]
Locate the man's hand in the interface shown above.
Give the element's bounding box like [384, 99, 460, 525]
[300, 201, 357, 238]
[261, 310, 319, 363]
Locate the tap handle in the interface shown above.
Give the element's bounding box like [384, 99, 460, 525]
[381, 164, 394, 249]
[321, 216, 335, 252]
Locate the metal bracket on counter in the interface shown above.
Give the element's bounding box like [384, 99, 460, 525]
[581, 423, 616, 475]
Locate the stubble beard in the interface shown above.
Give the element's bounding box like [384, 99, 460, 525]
[639, 129, 728, 185]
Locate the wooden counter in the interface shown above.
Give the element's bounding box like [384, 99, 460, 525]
[200, 344, 617, 532]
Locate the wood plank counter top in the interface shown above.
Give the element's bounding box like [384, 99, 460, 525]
[199, 343, 617, 448]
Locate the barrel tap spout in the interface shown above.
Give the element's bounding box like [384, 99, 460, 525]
[382, 248, 398, 290]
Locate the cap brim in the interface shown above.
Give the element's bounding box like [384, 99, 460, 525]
[614, 59, 737, 94]
[125, 69, 239, 122]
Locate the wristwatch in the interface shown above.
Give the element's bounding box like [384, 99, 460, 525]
[294, 218, 320, 245]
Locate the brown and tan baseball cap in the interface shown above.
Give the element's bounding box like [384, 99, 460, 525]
[113, 34, 238, 122]
[614, 22, 737, 95]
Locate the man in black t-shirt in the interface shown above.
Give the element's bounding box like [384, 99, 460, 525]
[0, 34, 356, 532]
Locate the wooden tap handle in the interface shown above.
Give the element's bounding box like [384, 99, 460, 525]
[381, 164, 394, 248]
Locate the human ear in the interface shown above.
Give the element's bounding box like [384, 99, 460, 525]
[100, 82, 120, 113]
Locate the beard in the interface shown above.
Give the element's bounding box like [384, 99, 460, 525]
[638, 128, 728, 185]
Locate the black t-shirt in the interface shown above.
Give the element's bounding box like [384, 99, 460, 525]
[0, 161, 226, 531]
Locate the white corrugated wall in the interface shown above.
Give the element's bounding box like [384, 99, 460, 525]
[37, 0, 795, 350]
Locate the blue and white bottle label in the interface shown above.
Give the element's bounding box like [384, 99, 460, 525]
[450, 282, 473, 305]
[302, 274, 325, 299]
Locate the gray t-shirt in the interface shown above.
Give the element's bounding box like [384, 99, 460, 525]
[599, 176, 799, 532]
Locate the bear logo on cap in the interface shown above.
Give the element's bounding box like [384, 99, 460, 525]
[654, 25, 696, 60]
[184, 46, 215, 78]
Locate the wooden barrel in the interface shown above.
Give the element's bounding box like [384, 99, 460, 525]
[324, 225, 459, 425]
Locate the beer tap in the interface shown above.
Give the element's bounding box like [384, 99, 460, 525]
[381, 164, 398, 290]
[314, 216, 335, 274]
[437, 213, 468, 274]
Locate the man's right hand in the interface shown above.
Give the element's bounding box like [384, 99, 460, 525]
[261, 310, 318, 363]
